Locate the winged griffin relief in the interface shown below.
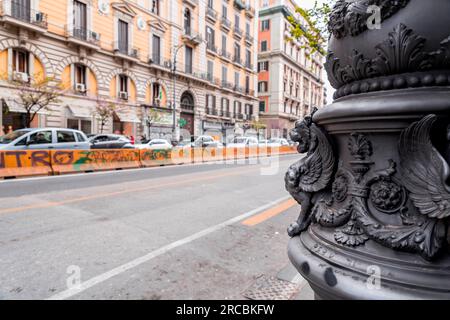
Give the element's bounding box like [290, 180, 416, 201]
[285, 108, 336, 237]
[285, 111, 449, 260]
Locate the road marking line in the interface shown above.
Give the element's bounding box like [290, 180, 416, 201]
[0, 167, 263, 215]
[241, 199, 297, 226]
[46, 195, 291, 300]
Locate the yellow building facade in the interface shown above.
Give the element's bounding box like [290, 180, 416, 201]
[0, 0, 258, 140]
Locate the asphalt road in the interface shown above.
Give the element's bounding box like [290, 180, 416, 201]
[0, 154, 302, 300]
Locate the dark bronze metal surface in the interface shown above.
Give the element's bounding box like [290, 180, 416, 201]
[287, 0, 450, 299]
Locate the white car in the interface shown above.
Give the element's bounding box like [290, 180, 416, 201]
[135, 139, 172, 150]
[227, 136, 259, 148]
[266, 138, 290, 147]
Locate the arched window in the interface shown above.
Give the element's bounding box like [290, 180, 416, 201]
[184, 9, 191, 35]
[180, 91, 194, 111]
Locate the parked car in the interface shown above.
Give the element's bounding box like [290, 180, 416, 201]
[191, 135, 223, 148]
[266, 138, 290, 147]
[0, 128, 90, 150]
[89, 134, 134, 149]
[135, 139, 173, 150]
[258, 139, 268, 146]
[227, 136, 259, 148]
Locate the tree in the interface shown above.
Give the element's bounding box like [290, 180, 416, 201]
[145, 107, 162, 139]
[7, 74, 62, 128]
[251, 119, 267, 141]
[94, 100, 116, 133]
[286, 0, 333, 57]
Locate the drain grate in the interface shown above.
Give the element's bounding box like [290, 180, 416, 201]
[242, 275, 301, 300]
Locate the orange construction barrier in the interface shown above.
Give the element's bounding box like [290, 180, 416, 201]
[202, 147, 224, 162]
[170, 147, 192, 165]
[235, 147, 246, 160]
[0, 150, 52, 178]
[192, 147, 203, 163]
[140, 148, 172, 167]
[51, 149, 141, 174]
[258, 145, 268, 158]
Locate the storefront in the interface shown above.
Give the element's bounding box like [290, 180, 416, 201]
[62, 97, 97, 135]
[202, 120, 223, 141]
[0, 88, 47, 134]
[113, 106, 141, 138]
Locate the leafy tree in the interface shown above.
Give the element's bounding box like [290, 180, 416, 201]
[251, 119, 267, 140]
[94, 100, 116, 133]
[7, 73, 63, 128]
[287, 0, 333, 57]
[145, 107, 162, 138]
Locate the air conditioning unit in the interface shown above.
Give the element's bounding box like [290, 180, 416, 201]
[35, 12, 44, 23]
[164, 60, 172, 69]
[90, 31, 100, 41]
[13, 72, 29, 83]
[75, 83, 86, 93]
[119, 91, 128, 100]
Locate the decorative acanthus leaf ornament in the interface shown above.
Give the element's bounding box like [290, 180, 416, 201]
[373, 24, 433, 75]
[399, 114, 450, 219]
[325, 24, 450, 93]
[328, 0, 410, 39]
[285, 108, 336, 237]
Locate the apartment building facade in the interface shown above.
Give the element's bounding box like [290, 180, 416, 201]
[257, 0, 324, 139]
[0, 0, 258, 141]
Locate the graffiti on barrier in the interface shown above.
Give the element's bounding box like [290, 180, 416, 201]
[0, 151, 51, 168]
[141, 149, 171, 161]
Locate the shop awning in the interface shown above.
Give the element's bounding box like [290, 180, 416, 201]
[1, 88, 50, 115]
[62, 97, 96, 118]
[114, 108, 141, 123]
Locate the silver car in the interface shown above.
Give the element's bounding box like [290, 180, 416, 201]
[0, 128, 90, 150]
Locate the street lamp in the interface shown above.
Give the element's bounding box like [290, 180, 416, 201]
[171, 43, 185, 144]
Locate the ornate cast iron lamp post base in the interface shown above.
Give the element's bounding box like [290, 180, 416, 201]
[286, 0, 450, 299]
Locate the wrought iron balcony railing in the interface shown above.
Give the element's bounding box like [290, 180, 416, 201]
[114, 42, 140, 59]
[206, 6, 217, 20]
[220, 16, 231, 30]
[66, 26, 101, 46]
[233, 26, 243, 38]
[245, 33, 253, 43]
[0, 0, 47, 28]
[219, 49, 231, 60]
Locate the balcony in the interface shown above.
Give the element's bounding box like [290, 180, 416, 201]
[245, 4, 255, 18]
[233, 0, 246, 10]
[245, 88, 255, 96]
[219, 49, 231, 61]
[183, 0, 198, 7]
[233, 26, 243, 39]
[65, 26, 101, 50]
[244, 33, 253, 45]
[232, 55, 242, 66]
[222, 80, 234, 90]
[236, 113, 244, 120]
[206, 107, 219, 116]
[244, 62, 253, 71]
[182, 28, 203, 46]
[206, 6, 217, 22]
[148, 54, 169, 69]
[222, 111, 231, 118]
[0, 0, 47, 33]
[206, 43, 218, 55]
[113, 42, 140, 62]
[220, 16, 231, 32]
[233, 85, 243, 94]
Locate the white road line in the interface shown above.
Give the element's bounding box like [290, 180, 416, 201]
[0, 154, 298, 184]
[47, 195, 291, 300]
